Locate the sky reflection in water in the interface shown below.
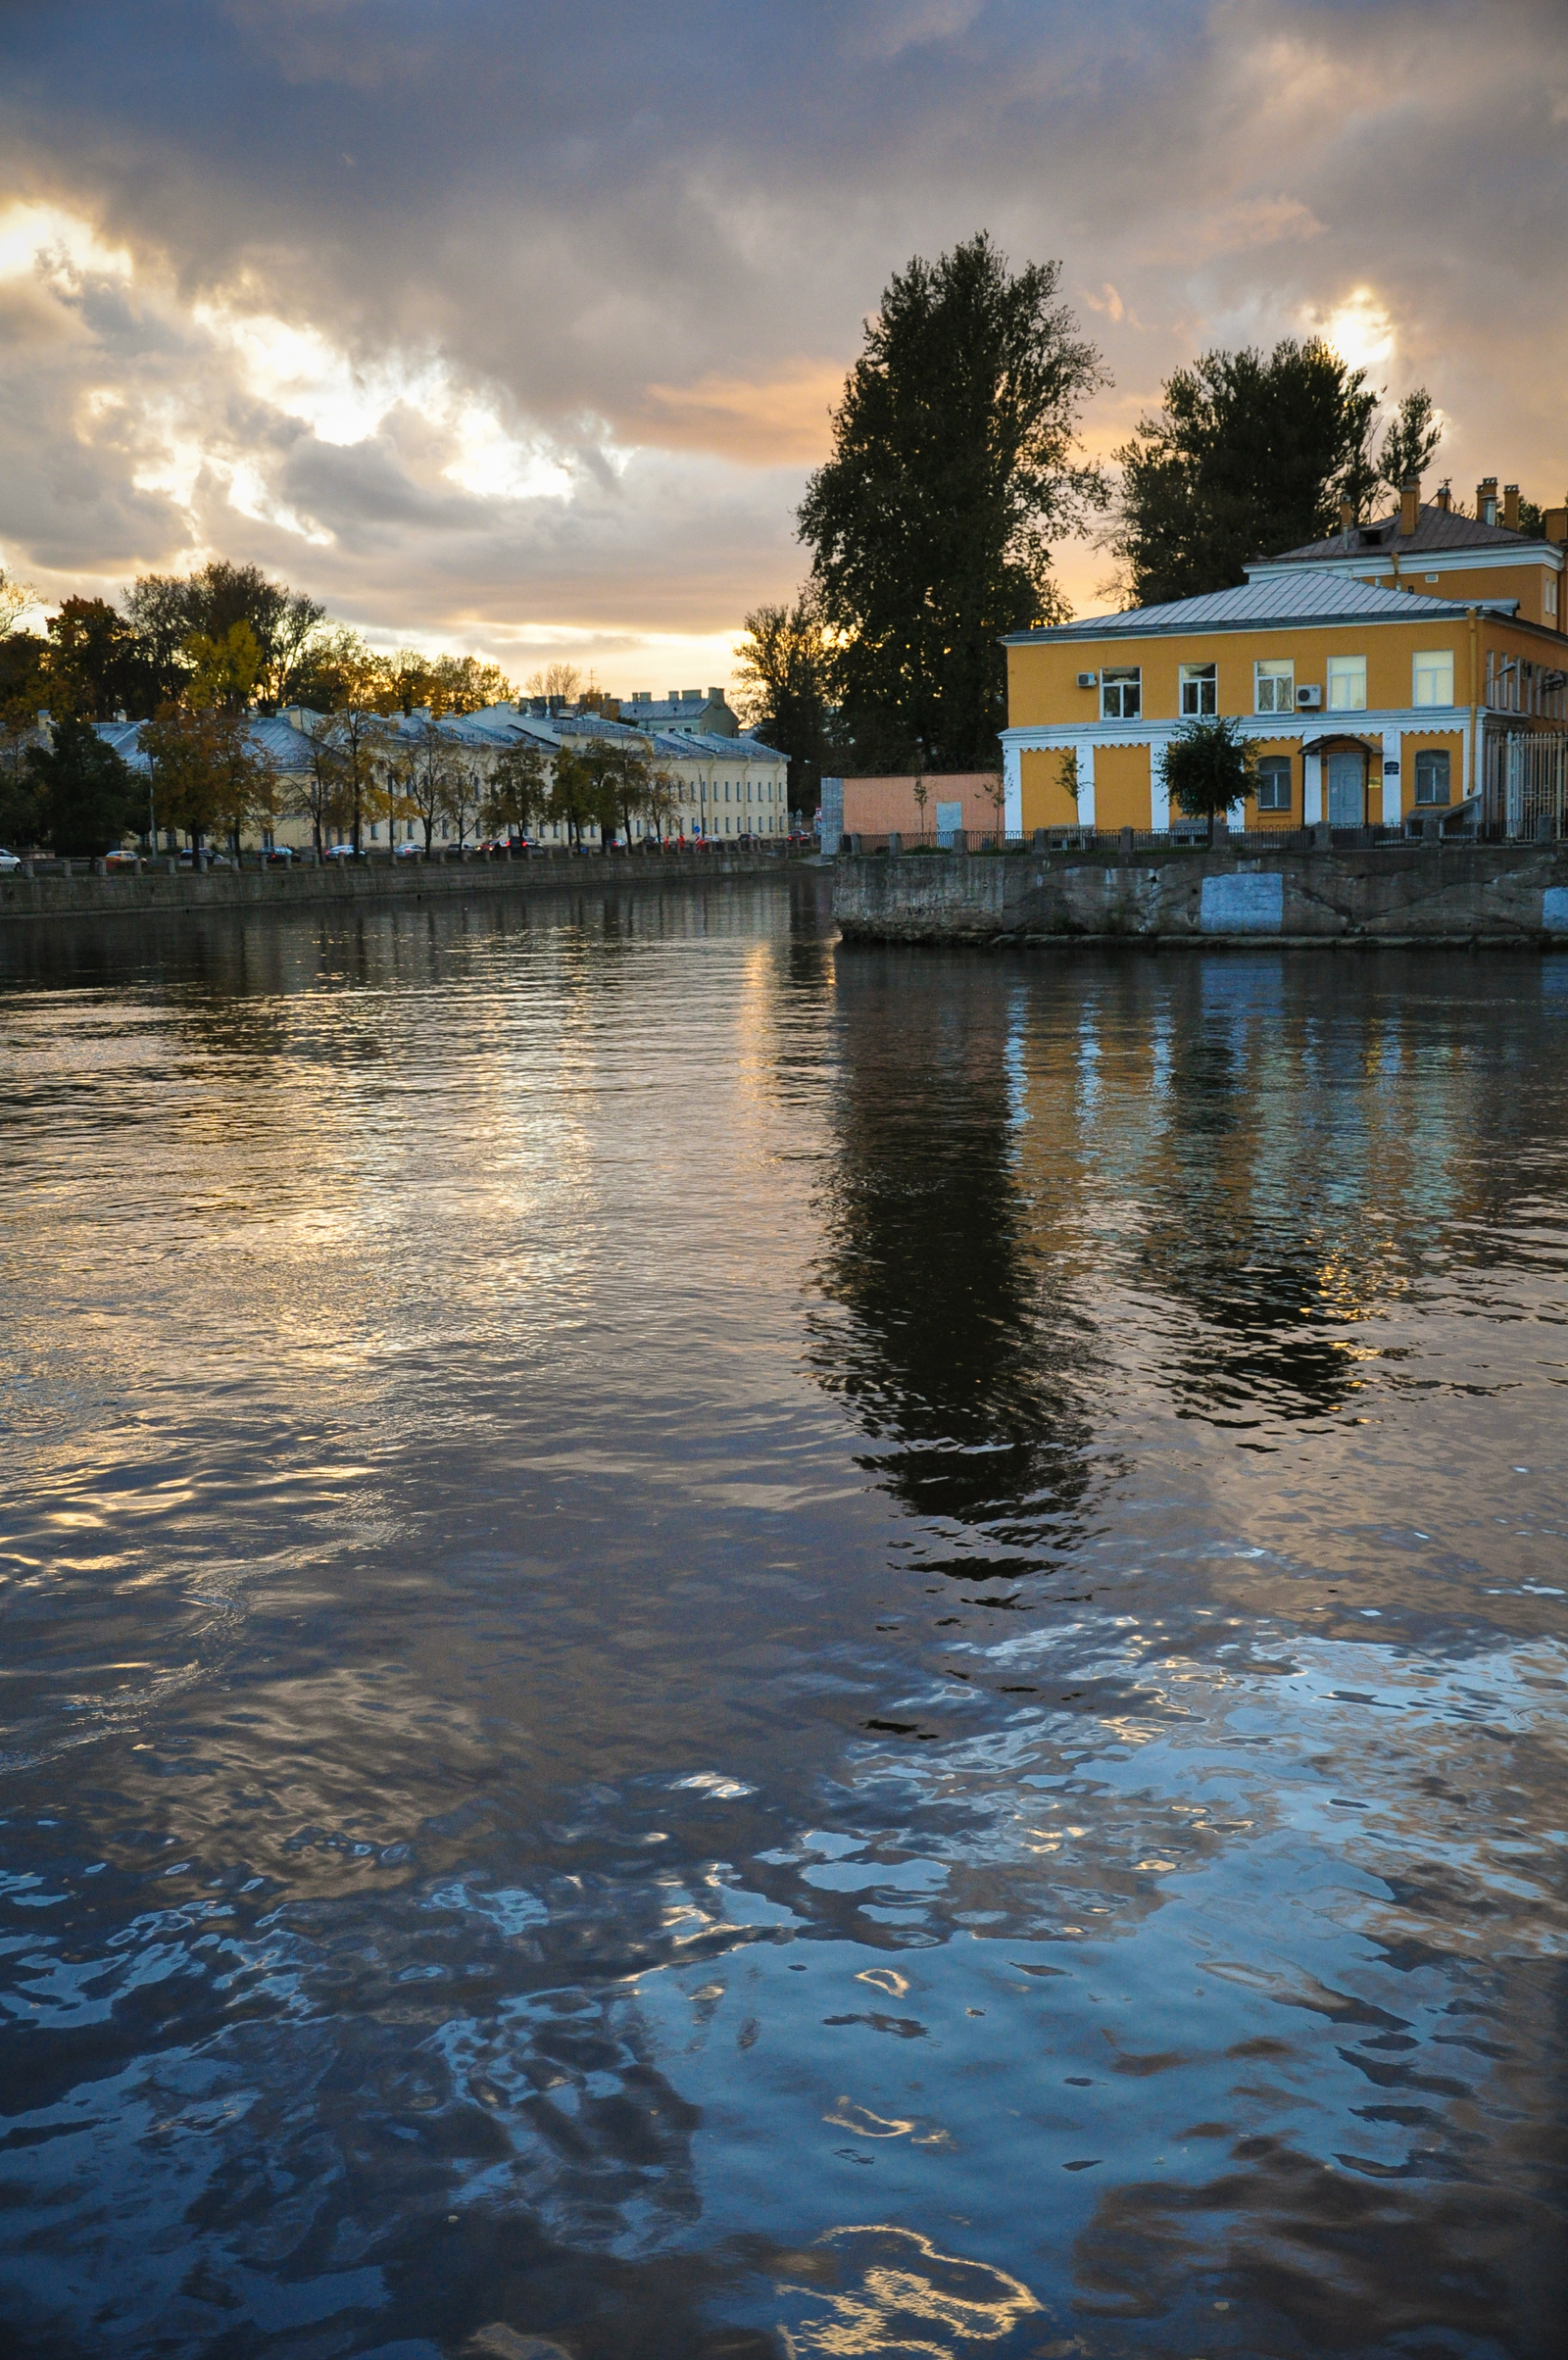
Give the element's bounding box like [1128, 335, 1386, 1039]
[0, 883, 1564, 2359]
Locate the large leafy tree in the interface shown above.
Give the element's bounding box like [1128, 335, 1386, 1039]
[1106, 339, 1378, 608]
[44, 598, 162, 719]
[124, 563, 326, 713]
[733, 598, 833, 811]
[798, 232, 1106, 770]
[140, 705, 279, 856]
[24, 714, 139, 855]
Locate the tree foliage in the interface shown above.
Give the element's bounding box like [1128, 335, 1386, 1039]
[798, 231, 1106, 770]
[140, 705, 279, 852]
[1164, 714, 1258, 820]
[733, 597, 832, 809]
[1106, 340, 1378, 608]
[1376, 388, 1443, 498]
[24, 714, 140, 855]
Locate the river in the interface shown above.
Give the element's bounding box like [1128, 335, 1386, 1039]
[1, 877, 1563, 2359]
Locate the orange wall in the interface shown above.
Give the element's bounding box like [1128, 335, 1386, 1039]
[1008, 611, 1568, 731]
[1093, 744, 1150, 827]
[1019, 750, 1078, 830]
[841, 772, 1002, 833]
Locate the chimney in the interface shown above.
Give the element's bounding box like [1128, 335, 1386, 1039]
[1436, 479, 1452, 513]
[1544, 507, 1568, 546]
[1400, 475, 1420, 537]
[1477, 476, 1498, 526]
[705, 687, 722, 703]
[1339, 497, 1355, 533]
[1503, 482, 1521, 531]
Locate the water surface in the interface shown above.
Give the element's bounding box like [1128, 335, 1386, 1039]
[1, 881, 1564, 2358]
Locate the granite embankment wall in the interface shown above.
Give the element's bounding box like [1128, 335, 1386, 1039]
[834, 844, 1568, 948]
[0, 850, 798, 929]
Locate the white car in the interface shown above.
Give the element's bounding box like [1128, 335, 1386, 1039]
[0, 849, 21, 872]
[324, 843, 361, 860]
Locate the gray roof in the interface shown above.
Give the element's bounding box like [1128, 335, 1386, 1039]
[1004, 572, 1518, 646]
[1263, 500, 1549, 565]
[93, 714, 317, 772]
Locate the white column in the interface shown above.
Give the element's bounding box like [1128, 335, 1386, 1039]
[1003, 738, 1023, 835]
[1077, 740, 1096, 828]
[1303, 751, 1322, 824]
[1381, 729, 1403, 825]
[1150, 738, 1170, 831]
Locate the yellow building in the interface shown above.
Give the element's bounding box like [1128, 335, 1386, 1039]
[1003, 480, 1568, 836]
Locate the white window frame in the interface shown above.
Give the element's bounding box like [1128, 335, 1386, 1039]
[1412, 650, 1454, 709]
[1254, 756, 1293, 811]
[1326, 656, 1367, 713]
[1179, 662, 1217, 717]
[1253, 660, 1295, 716]
[1546, 575, 1559, 620]
[1101, 665, 1141, 721]
[1413, 749, 1451, 806]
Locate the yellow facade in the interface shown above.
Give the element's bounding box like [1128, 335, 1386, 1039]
[1004, 594, 1564, 834]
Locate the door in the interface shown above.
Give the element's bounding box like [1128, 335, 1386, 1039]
[1327, 751, 1364, 826]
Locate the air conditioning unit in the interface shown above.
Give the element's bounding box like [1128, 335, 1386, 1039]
[1076, 670, 1099, 689]
[1297, 684, 1323, 709]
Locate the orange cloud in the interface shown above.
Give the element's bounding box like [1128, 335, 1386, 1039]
[633, 360, 845, 466]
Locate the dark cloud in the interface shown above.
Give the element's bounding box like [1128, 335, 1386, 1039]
[1, 0, 1564, 682]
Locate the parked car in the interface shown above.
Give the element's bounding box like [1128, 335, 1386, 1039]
[0, 848, 20, 872]
[104, 847, 141, 869]
[264, 845, 294, 864]
[176, 849, 233, 868]
[324, 843, 360, 860]
[393, 841, 423, 860]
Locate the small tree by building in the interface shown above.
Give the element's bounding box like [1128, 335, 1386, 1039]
[392, 717, 467, 853]
[481, 738, 550, 844]
[139, 705, 278, 858]
[1164, 714, 1257, 841]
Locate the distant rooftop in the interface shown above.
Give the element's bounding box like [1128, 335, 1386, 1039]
[1260, 499, 1553, 567]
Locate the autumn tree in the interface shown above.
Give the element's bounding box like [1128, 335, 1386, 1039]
[140, 705, 278, 857]
[524, 662, 582, 704]
[798, 231, 1106, 769]
[733, 597, 834, 810]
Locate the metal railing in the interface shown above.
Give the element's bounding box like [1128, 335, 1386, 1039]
[1483, 729, 1567, 840]
[835, 821, 1503, 858]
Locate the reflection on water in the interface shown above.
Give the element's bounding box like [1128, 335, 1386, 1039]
[0, 886, 1564, 2358]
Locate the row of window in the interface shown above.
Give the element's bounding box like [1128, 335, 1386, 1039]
[1100, 652, 1456, 722]
[1247, 749, 1452, 811]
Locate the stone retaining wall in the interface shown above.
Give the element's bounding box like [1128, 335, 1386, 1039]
[0, 850, 798, 929]
[833, 844, 1568, 948]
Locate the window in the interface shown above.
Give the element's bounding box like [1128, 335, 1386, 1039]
[1102, 665, 1141, 720]
[1254, 660, 1294, 715]
[1326, 656, 1367, 712]
[1414, 749, 1451, 806]
[1547, 575, 1559, 620]
[1180, 662, 1217, 716]
[1412, 650, 1454, 708]
[1254, 756, 1293, 811]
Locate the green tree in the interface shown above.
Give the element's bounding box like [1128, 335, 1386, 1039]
[1107, 340, 1378, 607]
[547, 746, 602, 847]
[591, 740, 654, 846]
[24, 714, 139, 856]
[798, 231, 1106, 770]
[123, 563, 326, 712]
[733, 597, 835, 810]
[1164, 715, 1258, 840]
[43, 597, 161, 719]
[480, 737, 550, 844]
[1376, 387, 1443, 500]
[390, 717, 468, 852]
[184, 620, 263, 715]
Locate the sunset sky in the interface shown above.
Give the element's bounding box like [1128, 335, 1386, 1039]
[2, 0, 1565, 696]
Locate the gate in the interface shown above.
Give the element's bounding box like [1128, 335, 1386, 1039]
[1483, 730, 1568, 838]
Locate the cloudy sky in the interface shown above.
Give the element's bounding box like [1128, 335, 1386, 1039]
[2, 0, 1565, 695]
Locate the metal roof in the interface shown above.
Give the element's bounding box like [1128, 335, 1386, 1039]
[92, 715, 317, 772]
[1262, 501, 1548, 565]
[1004, 572, 1518, 645]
